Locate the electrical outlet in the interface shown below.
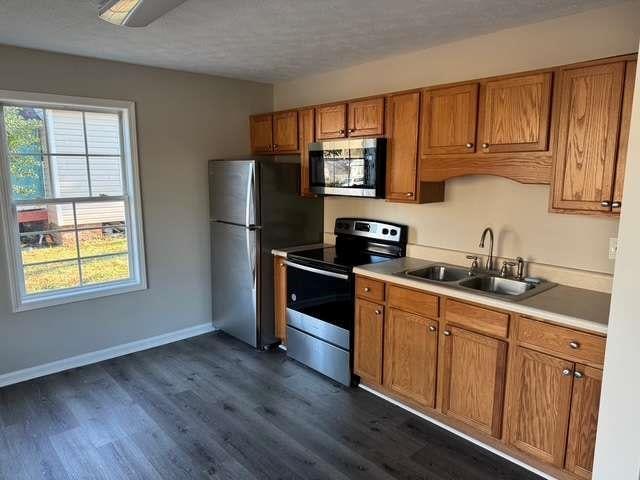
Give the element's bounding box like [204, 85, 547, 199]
[609, 237, 618, 260]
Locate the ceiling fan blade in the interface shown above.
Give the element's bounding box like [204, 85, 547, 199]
[99, 0, 188, 27]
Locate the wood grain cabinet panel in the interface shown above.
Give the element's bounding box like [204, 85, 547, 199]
[355, 276, 385, 302]
[384, 309, 439, 408]
[250, 114, 273, 154]
[478, 73, 552, 153]
[316, 104, 347, 140]
[507, 347, 574, 467]
[273, 256, 287, 344]
[387, 284, 439, 319]
[421, 83, 478, 155]
[444, 299, 509, 338]
[441, 326, 508, 438]
[354, 299, 385, 385]
[348, 98, 384, 137]
[298, 108, 316, 197]
[552, 61, 626, 212]
[565, 365, 602, 479]
[273, 111, 298, 153]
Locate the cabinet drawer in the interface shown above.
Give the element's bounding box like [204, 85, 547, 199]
[444, 299, 509, 338]
[517, 317, 606, 366]
[355, 276, 385, 302]
[388, 285, 439, 318]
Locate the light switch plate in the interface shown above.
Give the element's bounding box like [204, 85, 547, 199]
[609, 237, 618, 260]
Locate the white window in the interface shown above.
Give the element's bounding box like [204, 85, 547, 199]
[0, 91, 146, 312]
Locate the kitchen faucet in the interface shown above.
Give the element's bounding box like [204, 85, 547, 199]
[479, 227, 494, 271]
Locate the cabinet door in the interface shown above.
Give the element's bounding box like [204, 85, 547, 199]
[565, 365, 602, 479]
[273, 256, 287, 344]
[250, 114, 273, 154]
[507, 347, 574, 467]
[383, 308, 438, 408]
[348, 98, 384, 137]
[421, 83, 478, 155]
[441, 326, 508, 438]
[612, 60, 637, 212]
[298, 108, 316, 198]
[273, 111, 298, 153]
[316, 104, 347, 140]
[385, 92, 420, 202]
[354, 299, 385, 385]
[478, 73, 552, 153]
[552, 62, 625, 212]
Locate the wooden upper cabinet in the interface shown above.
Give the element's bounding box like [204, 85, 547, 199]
[440, 326, 508, 438]
[421, 83, 478, 155]
[478, 72, 552, 153]
[552, 61, 626, 213]
[298, 108, 316, 197]
[354, 298, 385, 385]
[316, 103, 347, 140]
[565, 365, 602, 479]
[386, 92, 420, 202]
[507, 347, 574, 467]
[273, 111, 298, 153]
[383, 308, 439, 408]
[612, 60, 637, 212]
[348, 98, 384, 137]
[250, 114, 273, 154]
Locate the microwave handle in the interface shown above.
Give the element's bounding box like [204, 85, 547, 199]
[284, 260, 350, 280]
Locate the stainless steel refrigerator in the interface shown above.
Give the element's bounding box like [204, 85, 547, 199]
[209, 159, 323, 348]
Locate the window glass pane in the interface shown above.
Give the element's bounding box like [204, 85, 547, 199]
[9, 154, 47, 200]
[79, 226, 128, 258]
[50, 155, 90, 197]
[46, 110, 85, 155]
[85, 112, 121, 155]
[3, 106, 46, 154]
[21, 230, 77, 265]
[89, 156, 123, 196]
[81, 254, 130, 285]
[17, 203, 76, 231]
[75, 201, 126, 230]
[24, 260, 80, 294]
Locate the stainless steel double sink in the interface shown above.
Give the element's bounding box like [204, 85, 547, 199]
[396, 264, 556, 302]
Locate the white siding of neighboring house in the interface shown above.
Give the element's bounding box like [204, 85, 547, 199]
[45, 110, 125, 227]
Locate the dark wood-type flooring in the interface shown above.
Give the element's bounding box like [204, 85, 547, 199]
[0, 332, 543, 479]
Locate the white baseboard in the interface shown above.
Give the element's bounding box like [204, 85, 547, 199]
[359, 384, 557, 480]
[0, 323, 216, 388]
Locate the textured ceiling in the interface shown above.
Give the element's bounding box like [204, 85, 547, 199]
[0, 0, 626, 82]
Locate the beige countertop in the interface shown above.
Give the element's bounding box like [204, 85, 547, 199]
[353, 257, 610, 334]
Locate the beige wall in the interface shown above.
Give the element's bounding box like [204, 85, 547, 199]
[274, 1, 640, 291]
[0, 45, 272, 376]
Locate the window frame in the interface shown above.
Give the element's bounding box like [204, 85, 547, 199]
[0, 90, 147, 312]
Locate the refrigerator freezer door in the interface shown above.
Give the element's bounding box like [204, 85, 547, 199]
[211, 221, 259, 347]
[209, 160, 257, 226]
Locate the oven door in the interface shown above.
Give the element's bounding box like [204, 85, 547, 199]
[309, 138, 385, 198]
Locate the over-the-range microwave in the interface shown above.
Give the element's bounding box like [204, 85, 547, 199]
[309, 138, 386, 198]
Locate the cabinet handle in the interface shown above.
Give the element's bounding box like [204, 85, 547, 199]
[428, 325, 437, 332]
[465, 143, 473, 148]
[482, 143, 489, 148]
[273, 144, 278, 149]
[574, 371, 584, 379]
[443, 330, 451, 336]
[601, 201, 612, 208]
[375, 309, 382, 315]
[338, 129, 345, 135]
[405, 192, 414, 197]
[280, 263, 285, 269]
[612, 201, 622, 209]
[569, 341, 580, 349]
[364, 287, 371, 292]
[562, 368, 573, 376]
[348, 128, 355, 133]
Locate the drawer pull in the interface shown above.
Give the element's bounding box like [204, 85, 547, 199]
[364, 287, 371, 292]
[562, 368, 573, 376]
[428, 325, 437, 332]
[443, 330, 451, 336]
[574, 371, 584, 379]
[374, 309, 382, 315]
[569, 341, 580, 349]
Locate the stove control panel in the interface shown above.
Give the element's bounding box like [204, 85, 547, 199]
[334, 218, 407, 244]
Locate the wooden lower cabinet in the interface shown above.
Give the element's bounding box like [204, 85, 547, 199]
[565, 365, 603, 479]
[441, 325, 508, 438]
[273, 256, 287, 344]
[383, 308, 438, 408]
[353, 298, 385, 385]
[506, 347, 574, 467]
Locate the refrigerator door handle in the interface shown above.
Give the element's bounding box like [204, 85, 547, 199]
[245, 162, 255, 227]
[246, 228, 256, 289]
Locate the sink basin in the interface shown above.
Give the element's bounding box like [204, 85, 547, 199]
[459, 276, 534, 297]
[405, 265, 470, 282]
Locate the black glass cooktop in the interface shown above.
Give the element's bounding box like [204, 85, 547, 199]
[288, 247, 391, 271]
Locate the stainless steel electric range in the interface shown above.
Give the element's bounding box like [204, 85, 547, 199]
[284, 218, 408, 386]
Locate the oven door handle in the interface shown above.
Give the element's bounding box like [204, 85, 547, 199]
[284, 260, 350, 280]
